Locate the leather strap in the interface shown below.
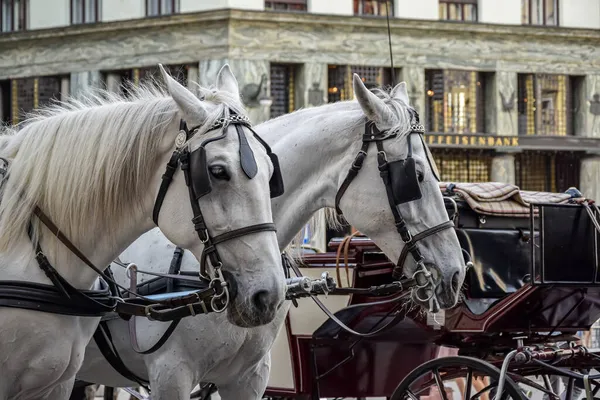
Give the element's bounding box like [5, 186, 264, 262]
[93, 321, 150, 387]
[395, 220, 455, 270]
[33, 207, 106, 279]
[211, 223, 277, 245]
[167, 246, 185, 293]
[334, 141, 370, 215]
[152, 150, 181, 225]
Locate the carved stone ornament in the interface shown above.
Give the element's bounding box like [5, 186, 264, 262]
[500, 89, 515, 112]
[308, 82, 324, 106]
[241, 73, 268, 108]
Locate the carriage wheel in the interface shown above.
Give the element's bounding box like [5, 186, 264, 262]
[390, 356, 526, 400]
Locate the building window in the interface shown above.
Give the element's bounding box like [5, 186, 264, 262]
[439, 0, 477, 22]
[1, 0, 26, 32]
[354, 0, 393, 16]
[71, 0, 99, 24]
[146, 0, 179, 17]
[429, 149, 492, 182]
[425, 69, 485, 134]
[270, 64, 296, 118]
[139, 64, 188, 87]
[517, 74, 573, 136]
[515, 151, 580, 192]
[265, 0, 307, 12]
[328, 65, 393, 103]
[9, 75, 63, 124]
[0, 80, 12, 124]
[522, 0, 558, 26]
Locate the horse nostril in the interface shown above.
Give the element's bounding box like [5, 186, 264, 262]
[252, 290, 270, 312]
[451, 271, 461, 294]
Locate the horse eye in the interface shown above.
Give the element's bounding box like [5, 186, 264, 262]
[209, 165, 230, 181]
[417, 170, 424, 182]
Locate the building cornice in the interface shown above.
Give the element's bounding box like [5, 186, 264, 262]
[1, 9, 598, 44]
[1, 9, 599, 80]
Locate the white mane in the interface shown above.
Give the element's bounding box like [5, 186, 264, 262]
[0, 79, 245, 253]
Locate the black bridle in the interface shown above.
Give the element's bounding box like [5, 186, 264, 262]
[152, 114, 282, 312]
[334, 116, 455, 303]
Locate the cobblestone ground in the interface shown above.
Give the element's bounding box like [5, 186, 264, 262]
[90, 379, 590, 400]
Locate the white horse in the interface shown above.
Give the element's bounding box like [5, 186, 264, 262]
[0, 64, 285, 400]
[75, 74, 467, 399]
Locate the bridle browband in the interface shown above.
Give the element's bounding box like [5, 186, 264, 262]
[152, 114, 280, 312]
[334, 113, 455, 304]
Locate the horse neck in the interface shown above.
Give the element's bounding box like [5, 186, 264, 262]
[262, 106, 362, 247]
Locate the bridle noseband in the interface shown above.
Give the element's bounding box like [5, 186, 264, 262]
[152, 114, 283, 312]
[334, 113, 455, 304]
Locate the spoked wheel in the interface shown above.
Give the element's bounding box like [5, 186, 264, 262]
[390, 356, 526, 400]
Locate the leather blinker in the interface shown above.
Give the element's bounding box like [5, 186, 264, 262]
[388, 157, 423, 205]
[189, 146, 212, 199]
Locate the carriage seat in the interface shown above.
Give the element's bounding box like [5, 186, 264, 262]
[442, 182, 588, 311]
[440, 182, 583, 230]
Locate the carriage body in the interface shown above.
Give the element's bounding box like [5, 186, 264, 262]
[265, 183, 600, 398]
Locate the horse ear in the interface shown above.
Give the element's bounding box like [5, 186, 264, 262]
[390, 82, 410, 105]
[158, 63, 208, 124]
[353, 73, 390, 124]
[216, 64, 241, 102]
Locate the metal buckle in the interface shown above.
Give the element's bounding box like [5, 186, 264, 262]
[144, 305, 155, 321]
[352, 150, 367, 169]
[402, 230, 413, 244]
[200, 229, 210, 244]
[125, 263, 138, 280]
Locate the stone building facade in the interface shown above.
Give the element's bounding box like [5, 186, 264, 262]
[1, 0, 600, 204]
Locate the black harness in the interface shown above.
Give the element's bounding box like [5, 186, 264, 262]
[334, 116, 454, 301]
[151, 113, 284, 311]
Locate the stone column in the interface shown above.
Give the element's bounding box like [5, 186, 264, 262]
[187, 64, 200, 95]
[580, 157, 600, 201]
[70, 71, 103, 100]
[60, 76, 70, 101]
[199, 59, 270, 125]
[105, 73, 122, 94]
[399, 66, 425, 119]
[490, 153, 516, 184]
[579, 74, 600, 138]
[495, 71, 519, 136]
[295, 62, 327, 109]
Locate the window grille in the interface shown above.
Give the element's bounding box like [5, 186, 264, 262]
[429, 149, 492, 182]
[515, 151, 580, 192]
[328, 65, 393, 103]
[425, 69, 485, 134]
[270, 64, 295, 118]
[518, 74, 573, 136]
